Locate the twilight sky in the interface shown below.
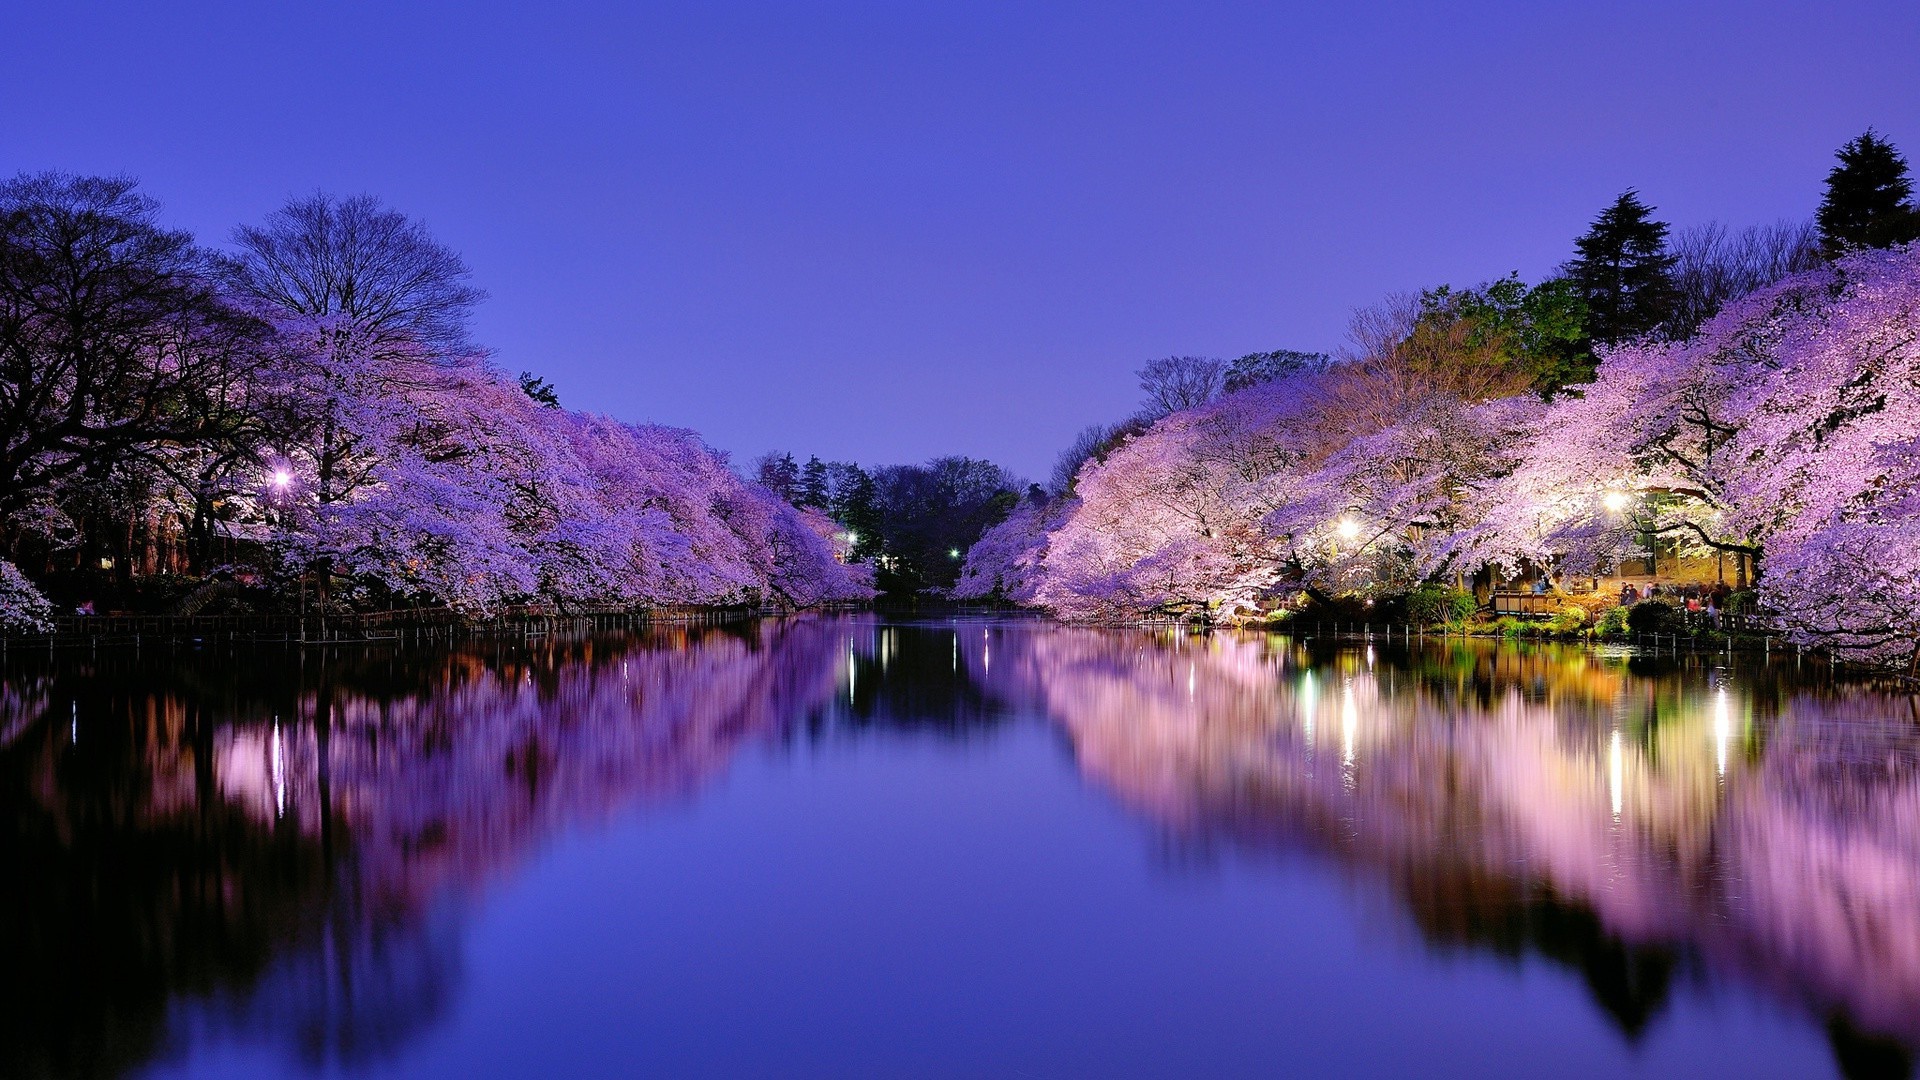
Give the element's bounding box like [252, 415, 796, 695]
[6, 2, 1918, 480]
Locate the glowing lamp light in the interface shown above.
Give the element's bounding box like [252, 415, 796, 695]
[1602, 490, 1631, 512]
[1335, 517, 1361, 540]
[270, 468, 292, 491]
[948, 548, 961, 559]
[844, 531, 858, 545]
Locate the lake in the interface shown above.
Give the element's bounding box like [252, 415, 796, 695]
[4, 616, 1917, 1079]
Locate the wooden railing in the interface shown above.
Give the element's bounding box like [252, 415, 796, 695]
[1490, 591, 1559, 617]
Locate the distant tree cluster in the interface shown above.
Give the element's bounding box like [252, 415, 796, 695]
[756, 451, 1025, 596]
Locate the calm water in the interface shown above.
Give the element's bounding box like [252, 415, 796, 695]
[4, 617, 1919, 1080]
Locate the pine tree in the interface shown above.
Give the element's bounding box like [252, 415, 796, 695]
[798, 455, 830, 510]
[1564, 190, 1678, 345]
[1816, 130, 1920, 255]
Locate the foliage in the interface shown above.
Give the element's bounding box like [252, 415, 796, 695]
[1593, 604, 1629, 637]
[755, 452, 800, 502]
[951, 492, 1065, 602]
[518, 372, 561, 408]
[1405, 584, 1476, 626]
[1545, 604, 1589, 634]
[1562, 190, 1678, 345]
[1817, 130, 1920, 255]
[1417, 274, 1593, 392]
[1049, 417, 1150, 495]
[996, 241, 1920, 666]
[755, 451, 1023, 596]
[867, 457, 1022, 593]
[0, 559, 54, 632]
[0, 172, 276, 549]
[1223, 349, 1329, 393]
[0, 179, 871, 618]
[797, 456, 830, 510]
[1625, 600, 1683, 635]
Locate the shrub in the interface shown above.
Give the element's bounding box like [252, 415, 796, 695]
[1407, 585, 1477, 626]
[1594, 605, 1629, 636]
[1625, 599, 1684, 635]
[1546, 604, 1589, 634]
[0, 560, 55, 634]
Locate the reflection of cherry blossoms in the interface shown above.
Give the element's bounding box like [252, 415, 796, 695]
[969, 625, 1920, 1046]
[0, 619, 855, 1078]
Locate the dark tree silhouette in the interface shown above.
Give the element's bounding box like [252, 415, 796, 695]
[0, 173, 271, 543]
[1563, 190, 1678, 344]
[1817, 130, 1920, 255]
[518, 371, 560, 408]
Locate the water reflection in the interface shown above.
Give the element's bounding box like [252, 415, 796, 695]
[2, 618, 1918, 1078]
[967, 626, 1920, 1076]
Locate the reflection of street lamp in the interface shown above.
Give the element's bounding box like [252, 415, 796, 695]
[263, 465, 300, 638]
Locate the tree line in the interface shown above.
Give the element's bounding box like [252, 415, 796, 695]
[752, 451, 1030, 597]
[0, 176, 869, 628]
[958, 129, 1920, 668]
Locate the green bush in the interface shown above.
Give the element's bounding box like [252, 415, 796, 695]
[1407, 585, 1477, 626]
[1625, 600, 1684, 634]
[1594, 605, 1629, 636]
[1546, 604, 1589, 634]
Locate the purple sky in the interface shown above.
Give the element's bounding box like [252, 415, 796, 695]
[6, 2, 1918, 480]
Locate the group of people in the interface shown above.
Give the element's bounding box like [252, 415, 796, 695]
[1618, 580, 1736, 626]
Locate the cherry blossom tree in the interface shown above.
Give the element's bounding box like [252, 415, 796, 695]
[0, 558, 54, 632]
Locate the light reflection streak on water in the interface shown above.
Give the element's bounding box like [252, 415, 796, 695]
[270, 719, 286, 820]
[1609, 729, 1623, 820]
[1714, 687, 1732, 778]
[1299, 672, 1316, 750]
[1341, 681, 1358, 786]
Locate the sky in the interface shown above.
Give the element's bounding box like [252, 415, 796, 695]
[5, 2, 1919, 480]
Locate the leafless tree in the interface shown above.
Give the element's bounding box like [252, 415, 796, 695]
[1339, 293, 1421, 364]
[224, 193, 485, 362]
[1135, 355, 1225, 418]
[1669, 220, 1822, 334]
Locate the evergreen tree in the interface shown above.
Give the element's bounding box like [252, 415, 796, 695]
[1816, 130, 1920, 255]
[798, 455, 830, 510]
[831, 466, 882, 561]
[754, 452, 800, 502]
[518, 371, 560, 408]
[1563, 190, 1677, 345]
[1222, 349, 1329, 393]
[1415, 274, 1591, 394]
